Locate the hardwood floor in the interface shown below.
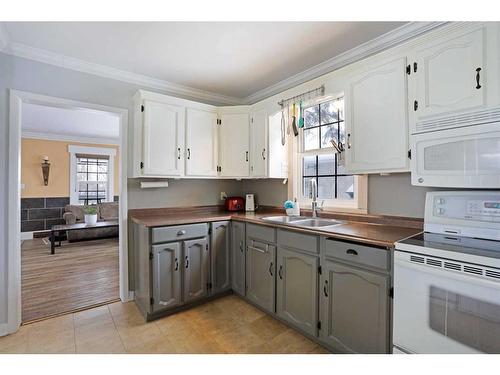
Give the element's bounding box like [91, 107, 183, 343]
[21, 237, 119, 323]
[0, 295, 330, 354]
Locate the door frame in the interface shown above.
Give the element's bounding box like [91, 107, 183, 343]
[5, 89, 131, 335]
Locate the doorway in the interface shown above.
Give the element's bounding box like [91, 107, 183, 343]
[7, 90, 130, 332]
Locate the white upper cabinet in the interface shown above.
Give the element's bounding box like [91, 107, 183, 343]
[409, 23, 500, 134]
[345, 56, 409, 174]
[142, 99, 185, 177]
[218, 112, 250, 177]
[185, 108, 218, 177]
[249, 109, 267, 177]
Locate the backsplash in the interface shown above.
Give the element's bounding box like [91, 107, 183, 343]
[21, 196, 119, 232]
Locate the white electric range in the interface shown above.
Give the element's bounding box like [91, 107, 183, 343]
[394, 191, 500, 354]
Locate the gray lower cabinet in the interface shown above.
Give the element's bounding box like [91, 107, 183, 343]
[151, 242, 182, 313]
[276, 246, 318, 336]
[319, 259, 390, 353]
[211, 221, 231, 294]
[231, 221, 246, 296]
[183, 237, 210, 303]
[246, 239, 276, 314]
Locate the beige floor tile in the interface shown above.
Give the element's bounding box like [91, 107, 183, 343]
[26, 315, 75, 354]
[267, 329, 318, 354]
[308, 345, 331, 354]
[126, 335, 177, 354]
[74, 305, 112, 327]
[0, 325, 30, 354]
[248, 314, 289, 341]
[213, 325, 265, 354]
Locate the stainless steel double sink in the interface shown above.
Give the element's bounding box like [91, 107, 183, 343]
[260, 215, 345, 230]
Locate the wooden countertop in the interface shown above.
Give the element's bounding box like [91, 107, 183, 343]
[129, 206, 422, 249]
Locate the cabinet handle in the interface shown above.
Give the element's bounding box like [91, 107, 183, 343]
[346, 249, 358, 256]
[245, 151, 249, 162]
[323, 280, 329, 297]
[239, 241, 244, 252]
[347, 134, 351, 149]
[269, 262, 274, 276]
[476, 67, 482, 89]
[187, 148, 191, 160]
[262, 148, 266, 160]
[278, 265, 283, 280]
[177, 230, 186, 236]
[177, 148, 181, 160]
[174, 258, 179, 271]
[185, 256, 189, 269]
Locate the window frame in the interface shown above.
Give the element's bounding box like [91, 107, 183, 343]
[292, 94, 367, 214]
[68, 145, 116, 205]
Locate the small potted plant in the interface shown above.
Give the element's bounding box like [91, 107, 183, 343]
[84, 205, 98, 225]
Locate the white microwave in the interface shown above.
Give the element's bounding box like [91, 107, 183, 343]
[411, 123, 500, 188]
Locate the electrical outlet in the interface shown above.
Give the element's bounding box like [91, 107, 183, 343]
[220, 192, 227, 200]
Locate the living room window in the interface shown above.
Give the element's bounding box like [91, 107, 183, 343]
[68, 145, 116, 205]
[294, 95, 367, 213]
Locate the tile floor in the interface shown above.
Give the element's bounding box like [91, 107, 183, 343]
[0, 294, 330, 354]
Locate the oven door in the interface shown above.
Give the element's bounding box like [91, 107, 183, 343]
[394, 250, 500, 354]
[411, 123, 500, 188]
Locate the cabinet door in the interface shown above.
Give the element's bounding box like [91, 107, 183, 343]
[142, 100, 185, 176]
[185, 108, 218, 177]
[320, 260, 390, 353]
[183, 237, 209, 303]
[151, 242, 182, 312]
[276, 247, 318, 336]
[219, 113, 250, 177]
[345, 57, 409, 173]
[246, 240, 275, 314]
[250, 109, 267, 177]
[412, 26, 485, 130]
[211, 221, 231, 294]
[231, 221, 246, 295]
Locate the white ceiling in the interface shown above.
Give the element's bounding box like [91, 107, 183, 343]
[22, 103, 120, 142]
[3, 22, 407, 99]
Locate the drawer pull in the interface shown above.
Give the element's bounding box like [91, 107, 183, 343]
[177, 230, 186, 236]
[269, 262, 274, 276]
[278, 265, 283, 280]
[174, 258, 179, 271]
[323, 280, 329, 297]
[346, 249, 358, 256]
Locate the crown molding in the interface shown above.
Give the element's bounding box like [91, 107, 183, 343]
[2, 39, 244, 106]
[22, 131, 120, 146]
[1, 21, 447, 106]
[244, 21, 448, 104]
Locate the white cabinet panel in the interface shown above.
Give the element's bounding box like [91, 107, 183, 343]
[268, 111, 288, 178]
[142, 100, 185, 177]
[219, 113, 250, 177]
[185, 108, 218, 177]
[345, 57, 409, 173]
[250, 109, 267, 177]
[412, 26, 485, 132]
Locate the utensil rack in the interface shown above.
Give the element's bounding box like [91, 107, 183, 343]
[278, 85, 325, 107]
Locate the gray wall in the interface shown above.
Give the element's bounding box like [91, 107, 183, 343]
[0, 52, 436, 329]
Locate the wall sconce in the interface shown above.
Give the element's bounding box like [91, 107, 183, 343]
[41, 156, 50, 186]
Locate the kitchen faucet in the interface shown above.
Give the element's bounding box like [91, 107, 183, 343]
[309, 179, 323, 218]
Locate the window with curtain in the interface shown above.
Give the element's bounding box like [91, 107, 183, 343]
[300, 97, 354, 200]
[76, 155, 109, 205]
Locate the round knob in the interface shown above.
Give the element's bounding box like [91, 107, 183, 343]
[418, 178, 424, 183]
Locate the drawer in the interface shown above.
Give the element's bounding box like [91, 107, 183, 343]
[277, 229, 319, 255]
[322, 238, 389, 272]
[152, 223, 208, 244]
[246, 223, 276, 243]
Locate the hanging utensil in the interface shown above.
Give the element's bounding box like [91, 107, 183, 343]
[286, 104, 291, 135]
[298, 101, 304, 128]
[280, 107, 286, 146]
[292, 102, 299, 136]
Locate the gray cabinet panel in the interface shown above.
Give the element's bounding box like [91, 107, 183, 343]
[276, 247, 318, 336]
[151, 242, 182, 313]
[246, 223, 276, 243]
[277, 229, 319, 255]
[231, 221, 246, 296]
[246, 239, 276, 313]
[320, 259, 390, 353]
[323, 238, 389, 272]
[211, 221, 231, 294]
[152, 223, 208, 244]
[183, 237, 209, 303]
